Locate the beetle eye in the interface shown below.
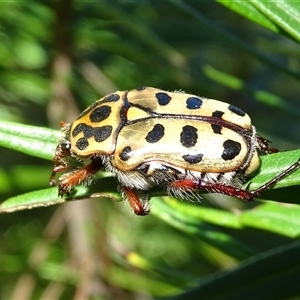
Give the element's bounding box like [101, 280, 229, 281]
[61, 141, 71, 154]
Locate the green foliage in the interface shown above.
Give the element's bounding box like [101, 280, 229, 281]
[0, 1, 300, 299]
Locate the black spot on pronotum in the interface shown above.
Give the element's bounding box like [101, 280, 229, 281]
[145, 123, 165, 143]
[180, 125, 198, 148]
[72, 123, 113, 144]
[104, 93, 120, 102]
[93, 125, 113, 142]
[119, 146, 132, 161]
[186, 97, 203, 109]
[182, 153, 203, 164]
[72, 123, 94, 139]
[89, 105, 112, 123]
[155, 92, 171, 106]
[222, 139, 241, 161]
[228, 105, 246, 117]
[76, 137, 89, 151]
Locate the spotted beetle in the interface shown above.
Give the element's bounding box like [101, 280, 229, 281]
[50, 87, 300, 215]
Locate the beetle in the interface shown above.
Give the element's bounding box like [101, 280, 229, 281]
[50, 87, 300, 215]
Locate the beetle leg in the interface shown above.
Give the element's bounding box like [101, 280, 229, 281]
[247, 157, 300, 197]
[257, 135, 279, 154]
[58, 158, 103, 195]
[170, 157, 300, 201]
[49, 139, 72, 186]
[49, 161, 69, 187]
[122, 186, 150, 216]
[170, 179, 254, 200]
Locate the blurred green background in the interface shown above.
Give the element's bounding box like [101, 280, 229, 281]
[1, 1, 300, 299]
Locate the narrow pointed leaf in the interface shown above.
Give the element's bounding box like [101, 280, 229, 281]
[0, 121, 59, 160]
[170, 240, 300, 300]
[241, 202, 300, 238]
[250, 1, 300, 42]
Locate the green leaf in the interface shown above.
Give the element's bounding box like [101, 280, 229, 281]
[203, 65, 300, 118]
[153, 197, 241, 229]
[0, 177, 121, 213]
[2, 72, 49, 104]
[152, 197, 255, 260]
[0, 121, 60, 160]
[104, 264, 182, 296]
[218, 0, 300, 41]
[218, 1, 300, 43]
[152, 197, 300, 239]
[168, 0, 300, 81]
[0, 187, 64, 213]
[14, 38, 47, 69]
[0, 168, 13, 193]
[170, 240, 300, 300]
[245, 150, 300, 191]
[217, 1, 280, 33]
[250, 1, 300, 42]
[241, 202, 300, 238]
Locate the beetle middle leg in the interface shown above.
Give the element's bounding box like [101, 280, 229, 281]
[122, 186, 150, 216]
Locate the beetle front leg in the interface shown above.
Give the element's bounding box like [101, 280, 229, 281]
[58, 158, 103, 195]
[49, 161, 68, 187]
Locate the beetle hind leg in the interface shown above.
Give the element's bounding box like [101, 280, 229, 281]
[169, 179, 254, 201]
[169, 157, 300, 201]
[248, 156, 300, 198]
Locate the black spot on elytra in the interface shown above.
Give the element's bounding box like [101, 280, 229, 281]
[211, 111, 224, 134]
[136, 86, 146, 91]
[228, 105, 245, 117]
[76, 137, 89, 151]
[145, 124, 165, 143]
[182, 153, 203, 164]
[212, 110, 224, 118]
[94, 125, 113, 142]
[186, 97, 203, 109]
[103, 93, 120, 102]
[119, 146, 132, 161]
[222, 139, 241, 161]
[211, 124, 222, 134]
[156, 92, 171, 106]
[89, 105, 111, 123]
[180, 125, 198, 148]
